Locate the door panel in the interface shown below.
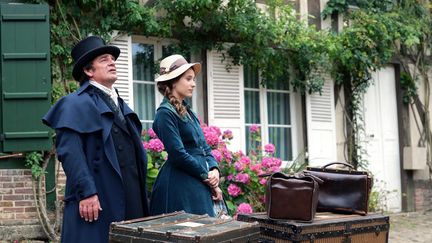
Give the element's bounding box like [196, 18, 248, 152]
[363, 65, 401, 212]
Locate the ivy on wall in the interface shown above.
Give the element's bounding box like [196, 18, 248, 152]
[324, 0, 432, 173]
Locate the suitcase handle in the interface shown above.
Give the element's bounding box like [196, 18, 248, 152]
[322, 162, 354, 170]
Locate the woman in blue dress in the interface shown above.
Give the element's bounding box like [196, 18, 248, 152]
[150, 54, 222, 216]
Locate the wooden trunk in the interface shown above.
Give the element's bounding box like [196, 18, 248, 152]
[237, 212, 389, 243]
[109, 211, 260, 242]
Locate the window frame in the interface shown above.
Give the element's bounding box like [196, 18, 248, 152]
[130, 36, 199, 127]
[244, 73, 299, 162]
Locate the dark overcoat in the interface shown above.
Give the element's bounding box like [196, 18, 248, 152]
[150, 98, 219, 216]
[42, 81, 149, 243]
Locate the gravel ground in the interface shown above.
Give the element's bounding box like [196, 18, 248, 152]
[388, 211, 432, 243]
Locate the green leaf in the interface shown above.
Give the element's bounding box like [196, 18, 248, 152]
[147, 168, 159, 179]
[226, 200, 236, 212]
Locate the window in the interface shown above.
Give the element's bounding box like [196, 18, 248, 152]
[131, 38, 193, 129]
[132, 43, 155, 130]
[244, 66, 293, 161]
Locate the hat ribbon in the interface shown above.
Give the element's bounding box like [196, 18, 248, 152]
[160, 58, 188, 75]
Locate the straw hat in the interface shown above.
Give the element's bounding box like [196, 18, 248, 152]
[71, 36, 120, 81]
[155, 54, 201, 83]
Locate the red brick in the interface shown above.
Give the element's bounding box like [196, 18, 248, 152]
[2, 182, 24, 188]
[14, 188, 33, 194]
[24, 207, 37, 213]
[13, 176, 32, 182]
[14, 201, 34, 207]
[23, 170, 32, 175]
[3, 207, 24, 213]
[0, 177, 12, 182]
[2, 195, 24, 200]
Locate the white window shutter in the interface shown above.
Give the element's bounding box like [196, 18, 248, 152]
[110, 34, 133, 106]
[207, 50, 245, 151]
[306, 78, 337, 166]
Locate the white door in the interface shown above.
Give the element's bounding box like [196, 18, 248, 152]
[363, 65, 402, 212]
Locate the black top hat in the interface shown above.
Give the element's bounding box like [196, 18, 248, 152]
[71, 36, 121, 81]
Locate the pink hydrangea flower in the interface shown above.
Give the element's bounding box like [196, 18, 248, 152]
[250, 163, 262, 172]
[249, 124, 260, 134]
[211, 150, 223, 162]
[273, 158, 282, 167]
[143, 139, 165, 152]
[203, 130, 219, 147]
[227, 174, 234, 181]
[264, 143, 275, 154]
[235, 173, 250, 184]
[259, 178, 267, 185]
[147, 128, 157, 139]
[234, 162, 244, 171]
[222, 148, 233, 162]
[270, 166, 281, 173]
[261, 157, 272, 168]
[237, 150, 245, 157]
[227, 184, 242, 197]
[236, 203, 253, 214]
[261, 157, 282, 168]
[239, 156, 251, 166]
[209, 126, 222, 136]
[222, 129, 233, 140]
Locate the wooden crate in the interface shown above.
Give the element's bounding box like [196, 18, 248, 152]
[109, 211, 260, 242]
[237, 212, 389, 243]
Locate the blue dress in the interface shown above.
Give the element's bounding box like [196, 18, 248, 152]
[150, 98, 219, 216]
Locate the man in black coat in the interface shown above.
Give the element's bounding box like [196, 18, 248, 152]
[43, 36, 149, 243]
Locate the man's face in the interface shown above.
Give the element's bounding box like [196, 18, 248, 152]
[84, 53, 117, 87]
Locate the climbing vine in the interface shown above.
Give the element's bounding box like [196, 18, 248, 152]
[327, 7, 396, 168]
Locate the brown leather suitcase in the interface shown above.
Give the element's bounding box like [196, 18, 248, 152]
[237, 212, 389, 243]
[109, 211, 260, 242]
[304, 162, 373, 215]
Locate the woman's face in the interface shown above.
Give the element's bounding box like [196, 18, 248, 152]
[172, 68, 196, 101]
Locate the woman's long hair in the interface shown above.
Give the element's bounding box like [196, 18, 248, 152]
[157, 78, 187, 117]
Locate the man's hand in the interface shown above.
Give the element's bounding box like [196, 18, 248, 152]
[79, 194, 102, 222]
[204, 169, 220, 188]
[211, 187, 223, 201]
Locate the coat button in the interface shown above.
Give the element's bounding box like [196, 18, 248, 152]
[113, 128, 119, 133]
[118, 145, 123, 151]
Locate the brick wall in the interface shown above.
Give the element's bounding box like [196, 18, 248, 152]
[414, 180, 432, 212]
[0, 163, 66, 241]
[0, 169, 47, 240]
[0, 169, 40, 226]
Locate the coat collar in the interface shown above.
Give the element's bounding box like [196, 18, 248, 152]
[79, 80, 135, 117]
